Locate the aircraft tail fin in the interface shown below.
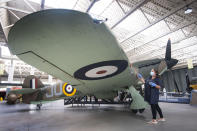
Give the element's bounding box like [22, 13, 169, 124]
[23, 75, 44, 89]
[6, 75, 44, 104]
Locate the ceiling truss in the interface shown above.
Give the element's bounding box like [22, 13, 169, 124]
[0, 0, 196, 80]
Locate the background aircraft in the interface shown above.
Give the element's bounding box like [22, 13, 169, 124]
[7, 9, 178, 112]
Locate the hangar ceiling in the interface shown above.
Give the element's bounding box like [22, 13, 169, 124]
[0, 0, 197, 80]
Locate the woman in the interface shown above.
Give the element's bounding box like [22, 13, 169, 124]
[144, 68, 165, 124]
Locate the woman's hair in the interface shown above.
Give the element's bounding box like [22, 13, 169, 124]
[153, 68, 160, 77]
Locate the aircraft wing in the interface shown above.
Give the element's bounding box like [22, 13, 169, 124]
[132, 59, 162, 68]
[132, 58, 164, 79]
[8, 9, 132, 95]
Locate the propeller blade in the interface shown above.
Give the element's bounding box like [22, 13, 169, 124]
[165, 38, 171, 61]
[164, 38, 178, 69]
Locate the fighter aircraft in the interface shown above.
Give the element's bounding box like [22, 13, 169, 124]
[7, 9, 178, 112]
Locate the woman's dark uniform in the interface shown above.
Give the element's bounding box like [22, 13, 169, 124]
[144, 76, 164, 120]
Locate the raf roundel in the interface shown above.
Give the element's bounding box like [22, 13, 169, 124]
[85, 66, 118, 78]
[62, 83, 76, 96]
[74, 60, 128, 80]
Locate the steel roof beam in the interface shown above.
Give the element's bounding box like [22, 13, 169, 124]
[0, 6, 32, 14]
[174, 61, 197, 68]
[172, 44, 197, 57]
[150, 33, 197, 57]
[120, 0, 196, 44]
[23, 0, 36, 12]
[143, 39, 197, 60]
[129, 25, 197, 59]
[8, 10, 20, 20]
[175, 51, 197, 61]
[127, 19, 197, 55]
[140, 8, 151, 24]
[111, 0, 150, 29]
[174, 62, 197, 69]
[86, 0, 98, 13]
[0, 20, 7, 43]
[116, 0, 126, 14]
[3, 24, 14, 29]
[0, 0, 15, 4]
[129, 34, 196, 61]
[164, 20, 171, 31]
[173, 43, 197, 56]
[0, 55, 19, 61]
[179, 57, 197, 63]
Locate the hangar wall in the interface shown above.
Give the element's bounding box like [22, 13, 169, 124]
[162, 66, 197, 92]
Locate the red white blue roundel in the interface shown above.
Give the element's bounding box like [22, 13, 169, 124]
[74, 60, 128, 80]
[65, 84, 73, 93]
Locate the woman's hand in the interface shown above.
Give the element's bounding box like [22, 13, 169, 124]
[137, 73, 143, 79]
[137, 73, 145, 84]
[149, 82, 156, 87]
[155, 85, 161, 89]
[149, 82, 161, 89]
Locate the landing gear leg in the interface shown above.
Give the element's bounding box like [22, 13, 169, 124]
[36, 103, 42, 110]
[128, 86, 148, 113]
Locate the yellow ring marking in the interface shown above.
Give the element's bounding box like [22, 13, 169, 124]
[62, 83, 76, 96]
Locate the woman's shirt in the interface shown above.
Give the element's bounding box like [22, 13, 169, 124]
[144, 76, 162, 104]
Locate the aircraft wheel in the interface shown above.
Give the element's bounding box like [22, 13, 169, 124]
[132, 109, 138, 114]
[37, 103, 42, 110]
[139, 108, 145, 113]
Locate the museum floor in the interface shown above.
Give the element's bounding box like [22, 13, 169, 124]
[0, 100, 196, 131]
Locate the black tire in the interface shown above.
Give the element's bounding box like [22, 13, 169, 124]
[7, 101, 16, 105]
[139, 108, 145, 113]
[36, 104, 42, 110]
[132, 109, 138, 114]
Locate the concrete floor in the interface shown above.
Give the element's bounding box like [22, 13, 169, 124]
[0, 100, 196, 131]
